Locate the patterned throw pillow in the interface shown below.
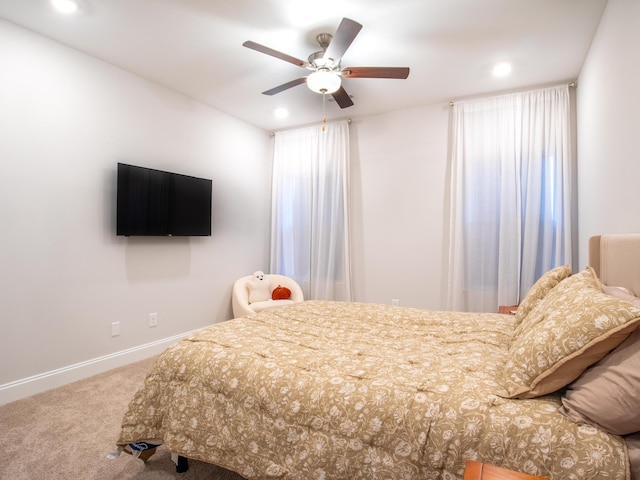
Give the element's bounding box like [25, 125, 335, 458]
[514, 264, 572, 328]
[500, 267, 640, 399]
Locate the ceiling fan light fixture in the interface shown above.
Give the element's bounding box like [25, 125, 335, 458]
[307, 70, 341, 94]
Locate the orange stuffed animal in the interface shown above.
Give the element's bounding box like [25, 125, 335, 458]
[272, 285, 291, 300]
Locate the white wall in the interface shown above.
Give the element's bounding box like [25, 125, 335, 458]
[577, 0, 640, 267]
[0, 19, 271, 401]
[350, 104, 450, 310]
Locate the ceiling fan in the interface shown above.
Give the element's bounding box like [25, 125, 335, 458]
[243, 18, 410, 109]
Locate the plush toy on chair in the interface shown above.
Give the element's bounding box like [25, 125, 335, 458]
[247, 271, 271, 303]
[232, 272, 304, 318]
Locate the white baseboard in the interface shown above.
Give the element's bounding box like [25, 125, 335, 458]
[0, 330, 198, 405]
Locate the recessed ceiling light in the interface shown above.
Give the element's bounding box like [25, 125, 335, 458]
[51, 0, 79, 14]
[274, 108, 289, 120]
[492, 62, 512, 77]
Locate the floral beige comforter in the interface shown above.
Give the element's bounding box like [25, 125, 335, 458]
[117, 301, 629, 479]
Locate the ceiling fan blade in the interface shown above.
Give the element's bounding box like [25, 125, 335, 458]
[323, 18, 363, 64]
[262, 77, 307, 96]
[342, 67, 410, 79]
[243, 41, 310, 68]
[331, 86, 354, 109]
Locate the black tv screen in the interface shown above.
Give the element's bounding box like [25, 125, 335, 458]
[116, 163, 212, 236]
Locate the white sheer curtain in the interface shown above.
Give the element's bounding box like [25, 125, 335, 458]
[270, 120, 352, 301]
[447, 85, 573, 312]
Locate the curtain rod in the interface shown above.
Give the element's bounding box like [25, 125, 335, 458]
[448, 82, 577, 107]
[270, 118, 351, 136]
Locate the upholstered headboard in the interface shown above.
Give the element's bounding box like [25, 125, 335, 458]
[589, 234, 640, 296]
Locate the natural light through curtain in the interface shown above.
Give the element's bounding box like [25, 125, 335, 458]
[270, 120, 352, 301]
[447, 85, 572, 312]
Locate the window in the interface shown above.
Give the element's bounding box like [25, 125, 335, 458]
[447, 85, 573, 312]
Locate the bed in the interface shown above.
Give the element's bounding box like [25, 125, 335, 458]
[116, 234, 640, 479]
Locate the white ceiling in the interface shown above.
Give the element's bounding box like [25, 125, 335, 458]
[0, 0, 608, 131]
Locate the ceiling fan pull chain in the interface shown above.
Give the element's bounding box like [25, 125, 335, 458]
[322, 92, 327, 132]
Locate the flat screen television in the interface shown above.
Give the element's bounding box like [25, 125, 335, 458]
[116, 163, 212, 237]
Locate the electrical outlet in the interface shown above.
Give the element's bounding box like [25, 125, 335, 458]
[392, 299, 400, 306]
[149, 312, 158, 327]
[111, 321, 120, 337]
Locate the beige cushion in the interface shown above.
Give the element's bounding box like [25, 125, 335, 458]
[250, 299, 295, 313]
[514, 264, 572, 327]
[561, 325, 640, 435]
[603, 284, 640, 308]
[499, 267, 640, 399]
[248, 279, 272, 304]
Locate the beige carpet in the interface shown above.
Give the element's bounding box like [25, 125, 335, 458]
[0, 357, 246, 480]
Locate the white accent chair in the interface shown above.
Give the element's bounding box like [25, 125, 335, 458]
[232, 274, 304, 318]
